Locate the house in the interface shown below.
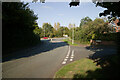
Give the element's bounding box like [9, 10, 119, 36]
[109, 19, 120, 32]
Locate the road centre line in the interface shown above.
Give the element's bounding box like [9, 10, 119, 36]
[71, 50, 74, 57]
[70, 59, 73, 61]
[62, 46, 71, 64]
[64, 59, 67, 61]
[66, 46, 70, 57]
[66, 56, 69, 59]
[70, 50, 74, 61]
[62, 61, 66, 64]
[71, 56, 73, 58]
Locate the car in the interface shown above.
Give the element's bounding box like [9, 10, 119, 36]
[43, 37, 48, 39]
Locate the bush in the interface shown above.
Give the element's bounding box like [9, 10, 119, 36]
[94, 33, 117, 41]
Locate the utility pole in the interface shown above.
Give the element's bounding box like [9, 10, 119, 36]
[72, 24, 75, 44]
[44, 27, 45, 37]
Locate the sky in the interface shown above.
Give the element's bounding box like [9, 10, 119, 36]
[28, 2, 106, 27]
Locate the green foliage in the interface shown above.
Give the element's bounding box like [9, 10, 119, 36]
[71, 18, 112, 43]
[55, 58, 102, 78]
[93, 1, 120, 25]
[3, 2, 39, 53]
[52, 26, 69, 37]
[42, 23, 53, 37]
[95, 33, 117, 41]
[33, 26, 43, 37]
[54, 22, 60, 30]
[56, 27, 63, 37]
[49, 33, 54, 38]
[64, 27, 69, 35]
[79, 16, 92, 27]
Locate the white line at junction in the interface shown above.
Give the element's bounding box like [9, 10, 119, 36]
[62, 61, 66, 64]
[70, 50, 74, 61]
[62, 46, 70, 64]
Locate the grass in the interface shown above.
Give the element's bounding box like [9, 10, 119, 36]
[62, 39, 79, 46]
[54, 58, 102, 78]
[74, 40, 90, 45]
[54, 54, 119, 79]
[62, 39, 90, 46]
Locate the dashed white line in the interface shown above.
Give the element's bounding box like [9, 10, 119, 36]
[66, 56, 69, 58]
[64, 59, 67, 61]
[62, 46, 71, 64]
[70, 59, 73, 61]
[71, 56, 73, 58]
[71, 50, 74, 57]
[62, 61, 66, 64]
[66, 54, 69, 57]
[70, 50, 74, 61]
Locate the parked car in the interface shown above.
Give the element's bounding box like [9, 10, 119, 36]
[43, 37, 48, 39]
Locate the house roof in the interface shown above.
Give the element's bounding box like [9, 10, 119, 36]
[113, 19, 119, 26]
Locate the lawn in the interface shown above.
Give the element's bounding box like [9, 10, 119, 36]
[54, 54, 119, 79]
[54, 58, 103, 78]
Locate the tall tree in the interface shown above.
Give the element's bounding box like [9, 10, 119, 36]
[64, 27, 70, 35]
[56, 22, 60, 30]
[2, 2, 38, 53]
[54, 22, 57, 30]
[68, 23, 72, 29]
[42, 23, 53, 37]
[92, 0, 120, 25]
[79, 16, 92, 27]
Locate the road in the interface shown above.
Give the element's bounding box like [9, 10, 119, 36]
[3, 38, 68, 78]
[2, 38, 117, 78]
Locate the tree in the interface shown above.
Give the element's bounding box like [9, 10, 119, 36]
[73, 18, 112, 42]
[64, 27, 70, 35]
[56, 27, 64, 37]
[54, 22, 57, 30]
[92, 0, 120, 25]
[42, 23, 53, 37]
[54, 22, 60, 30]
[68, 23, 72, 29]
[56, 22, 60, 30]
[33, 25, 43, 38]
[2, 2, 39, 53]
[79, 16, 92, 27]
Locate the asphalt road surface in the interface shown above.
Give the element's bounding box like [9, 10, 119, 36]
[2, 38, 117, 78]
[3, 38, 69, 78]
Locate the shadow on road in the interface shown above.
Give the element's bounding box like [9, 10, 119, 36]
[3, 40, 68, 62]
[86, 45, 117, 59]
[72, 45, 119, 79]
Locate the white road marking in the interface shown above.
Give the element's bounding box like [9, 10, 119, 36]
[65, 46, 70, 59]
[66, 56, 69, 58]
[64, 59, 67, 61]
[66, 54, 69, 57]
[70, 59, 73, 61]
[62, 46, 71, 64]
[71, 50, 74, 57]
[62, 61, 66, 64]
[71, 56, 73, 58]
[69, 50, 74, 62]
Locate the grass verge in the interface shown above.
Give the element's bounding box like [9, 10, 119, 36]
[62, 39, 90, 46]
[54, 54, 119, 79]
[54, 58, 102, 78]
[62, 39, 78, 46]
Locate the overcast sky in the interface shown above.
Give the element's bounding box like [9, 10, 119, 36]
[28, 2, 106, 27]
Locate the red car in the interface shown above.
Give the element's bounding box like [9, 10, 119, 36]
[43, 37, 48, 39]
